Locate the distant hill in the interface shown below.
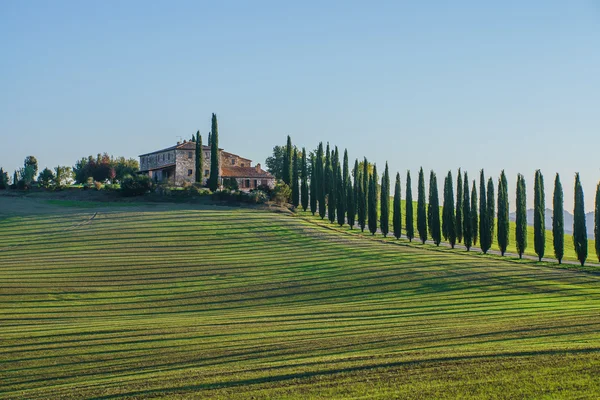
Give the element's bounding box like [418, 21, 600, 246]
[509, 208, 595, 238]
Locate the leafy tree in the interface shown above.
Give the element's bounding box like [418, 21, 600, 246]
[486, 177, 495, 251]
[552, 173, 564, 263]
[265, 145, 285, 180]
[442, 171, 456, 248]
[292, 149, 300, 206]
[595, 182, 600, 263]
[463, 172, 472, 251]
[573, 173, 588, 266]
[38, 168, 55, 188]
[195, 131, 203, 184]
[18, 165, 35, 186]
[428, 171, 441, 246]
[346, 179, 355, 229]
[272, 182, 292, 205]
[336, 164, 345, 226]
[405, 171, 414, 242]
[283, 135, 293, 185]
[515, 174, 527, 258]
[317, 143, 326, 219]
[497, 171, 509, 256]
[393, 172, 402, 239]
[208, 113, 220, 191]
[534, 170, 545, 261]
[327, 163, 336, 223]
[358, 158, 368, 232]
[24, 156, 38, 179]
[368, 164, 379, 235]
[456, 169, 463, 243]
[53, 166, 72, 188]
[479, 170, 489, 253]
[309, 153, 317, 215]
[417, 167, 427, 244]
[301, 148, 309, 211]
[380, 163, 390, 237]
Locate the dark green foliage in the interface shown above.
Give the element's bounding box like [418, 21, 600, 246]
[595, 182, 600, 262]
[552, 173, 564, 263]
[292, 149, 300, 207]
[428, 171, 441, 246]
[463, 172, 472, 251]
[442, 171, 456, 248]
[479, 170, 489, 253]
[573, 173, 588, 266]
[121, 175, 153, 196]
[515, 174, 527, 259]
[0, 168, 9, 189]
[336, 165, 345, 226]
[208, 132, 212, 147]
[497, 171, 509, 256]
[195, 131, 203, 184]
[328, 163, 336, 223]
[353, 159, 360, 221]
[358, 158, 368, 232]
[265, 145, 285, 180]
[417, 167, 427, 244]
[470, 181, 478, 246]
[346, 179, 355, 229]
[38, 168, 55, 188]
[456, 169, 463, 243]
[324, 143, 331, 196]
[301, 149, 309, 211]
[317, 143, 326, 219]
[222, 177, 239, 191]
[343, 150, 350, 189]
[486, 177, 495, 250]
[24, 156, 38, 179]
[533, 170, 545, 261]
[405, 171, 414, 242]
[393, 172, 402, 239]
[368, 165, 379, 235]
[309, 153, 317, 215]
[380, 163, 390, 237]
[362, 157, 369, 225]
[282, 136, 293, 185]
[208, 113, 220, 191]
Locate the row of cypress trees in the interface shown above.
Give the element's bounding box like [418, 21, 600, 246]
[281, 138, 598, 266]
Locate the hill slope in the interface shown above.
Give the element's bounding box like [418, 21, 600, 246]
[1, 201, 600, 399]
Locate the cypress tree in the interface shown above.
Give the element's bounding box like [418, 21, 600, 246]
[442, 171, 456, 248]
[573, 173, 587, 266]
[291, 149, 300, 207]
[463, 172, 472, 251]
[301, 149, 309, 211]
[486, 177, 495, 250]
[497, 171, 509, 256]
[309, 153, 317, 215]
[417, 167, 427, 244]
[380, 163, 390, 237]
[595, 182, 600, 262]
[368, 165, 378, 235]
[208, 132, 212, 147]
[208, 113, 220, 191]
[428, 171, 435, 236]
[515, 174, 527, 259]
[343, 150, 350, 189]
[324, 143, 331, 196]
[353, 159, 360, 220]
[393, 172, 402, 239]
[358, 158, 368, 232]
[347, 179, 355, 229]
[195, 131, 203, 184]
[328, 162, 336, 223]
[336, 164, 345, 226]
[405, 171, 414, 242]
[552, 173, 564, 263]
[283, 135, 293, 185]
[456, 169, 463, 243]
[317, 143, 326, 219]
[533, 170, 545, 261]
[471, 181, 478, 246]
[429, 172, 441, 246]
[362, 158, 369, 223]
[479, 170, 489, 253]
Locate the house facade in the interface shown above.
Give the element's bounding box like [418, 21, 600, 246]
[139, 140, 275, 190]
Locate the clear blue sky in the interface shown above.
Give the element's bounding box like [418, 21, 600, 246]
[1, 1, 599, 210]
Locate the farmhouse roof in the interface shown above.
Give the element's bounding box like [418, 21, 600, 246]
[139, 142, 219, 157]
[221, 165, 273, 179]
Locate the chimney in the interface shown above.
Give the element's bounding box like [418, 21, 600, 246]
[177, 141, 181, 145]
[255, 163, 261, 172]
[183, 139, 187, 143]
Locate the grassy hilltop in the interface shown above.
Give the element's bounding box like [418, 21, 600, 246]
[1, 198, 600, 399]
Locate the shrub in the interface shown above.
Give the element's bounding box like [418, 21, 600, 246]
[94, 181, 103, 191]
[121, 175, 153, 196]
[271, 182, 291, 205]
[223, 178, 239, 191]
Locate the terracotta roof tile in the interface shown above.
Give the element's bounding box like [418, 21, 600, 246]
[221, 166, 274, 179]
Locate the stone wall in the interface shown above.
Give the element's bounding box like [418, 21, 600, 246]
[140, 150, 176, 171]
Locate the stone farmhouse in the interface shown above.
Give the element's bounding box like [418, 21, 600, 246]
[139, 140, 275, 190]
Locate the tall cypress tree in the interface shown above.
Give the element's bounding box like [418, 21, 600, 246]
[429, 172, 441, 246]
[353, 159, 360, 220]
[368, 165, 378, 235]
[406, 171, 414, 242]
[595, 182, 600, 262]
[417, 167, 427, 244]
[456, 169, 463, 243]
[393, 172, 402, 239]
[573, 173, 587, 266]
[208, 113, 220, 191]
[362, 158, 369, 223]
[301, 148, 308, 211]
[309, 153, 317, 215]
[479, 170, 489, 253]
[324, 143, 331, 196]
[442, 171, 456, 248]
[358, 158, 369, 232]
[534, 170, 545, 261]
[516, 174, 527, 259]
[380, 163, 390, 237]
[471, 181, 478, 246]
[428, 170, 435, 236]
[195, 131, 203, 184]
[486, 177, 495, 251]
[343, 150, 350, 189]
[292, 149, 300, 207]
[463, 172, 472, 251]
[317, 143, 326, 219]
[283, 135, 293, 185]
[327, 162, 336, 223]
[497, 171, 509, 256]
[347, 179, 355, 229]
[208, 131, 212, 147]
[336, 164, 345, 226]
[552, 173, 564, 263]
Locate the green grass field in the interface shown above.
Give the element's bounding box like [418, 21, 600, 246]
[2, 201, 600, 398]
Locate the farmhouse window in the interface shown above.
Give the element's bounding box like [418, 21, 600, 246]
[231, 159, 236, 165]
[188, 152, 193, 159]
[188, 169, 193, 176]
[204, 169, 209, 176]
